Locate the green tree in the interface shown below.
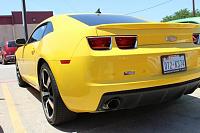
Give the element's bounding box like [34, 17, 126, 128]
[161, 8, 200, 22]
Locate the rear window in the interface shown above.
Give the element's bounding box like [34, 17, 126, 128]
[70, 14, 147, 26]
[8, 41, 16, 47]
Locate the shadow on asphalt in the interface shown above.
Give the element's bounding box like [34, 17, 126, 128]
[26, 86, 41, 102]
[26, 86, 200, 133]
[0, 126, 4, 133]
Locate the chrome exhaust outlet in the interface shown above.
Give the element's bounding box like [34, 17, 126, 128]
[103, 98, 120, 110]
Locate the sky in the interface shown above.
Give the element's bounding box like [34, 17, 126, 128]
[0, 0, 200, 21]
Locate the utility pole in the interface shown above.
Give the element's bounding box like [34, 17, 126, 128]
[192, 0, 196, 17]
[21, 0, 28, 41]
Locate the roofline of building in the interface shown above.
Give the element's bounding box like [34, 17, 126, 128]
[0, 11, 53, 25]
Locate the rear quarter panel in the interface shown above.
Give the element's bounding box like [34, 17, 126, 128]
[38, 16, 97, 61]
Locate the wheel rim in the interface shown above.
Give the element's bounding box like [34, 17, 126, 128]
[41, 68, 54, 119]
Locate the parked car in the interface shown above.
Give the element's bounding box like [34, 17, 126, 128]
[0, 41, 17, 65]
[15, 14, 200, 125]
[170, 17, 200, 24]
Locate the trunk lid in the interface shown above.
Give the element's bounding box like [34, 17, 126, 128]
[95, 23, 200, 45]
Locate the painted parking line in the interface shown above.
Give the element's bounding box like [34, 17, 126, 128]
[1, 83, 26, 133]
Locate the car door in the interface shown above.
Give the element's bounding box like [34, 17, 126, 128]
[22, 23, 47, 86]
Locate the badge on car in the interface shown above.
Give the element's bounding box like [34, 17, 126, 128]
[124, 71, 135, 75]
[161, 54, 187, 74]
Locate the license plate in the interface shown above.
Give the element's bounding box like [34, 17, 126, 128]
[161, 54, 187, 74]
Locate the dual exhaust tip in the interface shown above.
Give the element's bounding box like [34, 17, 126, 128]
[102, 98, 121, 110]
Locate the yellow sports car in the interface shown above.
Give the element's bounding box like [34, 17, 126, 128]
[15, 14, 200, 125]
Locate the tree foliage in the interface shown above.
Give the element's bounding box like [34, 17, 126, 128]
[161, 8, 200, 22]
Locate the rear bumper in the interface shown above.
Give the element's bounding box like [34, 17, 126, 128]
[48, 42, 200, 113]
[97, 77, 200, 112]
[49, 57, 200, 112]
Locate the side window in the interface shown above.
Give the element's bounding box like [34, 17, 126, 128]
[28, 24, 47, 43]
[43, 22, 54, 37]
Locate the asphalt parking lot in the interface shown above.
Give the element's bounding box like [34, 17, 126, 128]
[1, 64, 200, 133]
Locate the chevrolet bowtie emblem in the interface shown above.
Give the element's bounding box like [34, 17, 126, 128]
[166, 36, 177, 42]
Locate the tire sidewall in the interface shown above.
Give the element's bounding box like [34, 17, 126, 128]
[39, 63, 58, 124]
[39, 63, 76, 125]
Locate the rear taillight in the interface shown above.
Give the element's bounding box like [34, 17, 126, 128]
[115, 36, 137, 49]
[193, 33, 200, 44]
[87, 37, 111, 50]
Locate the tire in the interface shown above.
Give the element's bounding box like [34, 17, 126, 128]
[39, 63, 76, 125]
[16, 63, 28, 87]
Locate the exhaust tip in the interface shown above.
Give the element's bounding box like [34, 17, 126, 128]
[103, 98, 120, 110]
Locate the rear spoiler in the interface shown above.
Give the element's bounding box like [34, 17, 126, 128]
[96, 23, 199, 30]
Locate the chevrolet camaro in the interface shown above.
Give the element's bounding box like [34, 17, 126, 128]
[15, 14, 200, 125]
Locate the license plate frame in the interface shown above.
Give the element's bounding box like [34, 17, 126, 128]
[161, 54, 187, 75]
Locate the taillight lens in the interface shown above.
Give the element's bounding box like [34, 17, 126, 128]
[87, 37, 111, 50]
[115, 36, 137, 49]
[193, 33, 200, 44]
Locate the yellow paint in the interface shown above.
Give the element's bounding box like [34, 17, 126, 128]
[15, 14, 200, 113]
[1, 83, 26, 133]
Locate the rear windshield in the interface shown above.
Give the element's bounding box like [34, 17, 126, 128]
[70, 14, 147, 26]
[8, 41, 16, 47]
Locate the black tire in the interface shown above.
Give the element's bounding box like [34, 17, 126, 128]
[16, 63, 28, 87]
[39, 63, 76, 125]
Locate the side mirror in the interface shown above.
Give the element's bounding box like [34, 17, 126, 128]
[15, 38, 26, 47]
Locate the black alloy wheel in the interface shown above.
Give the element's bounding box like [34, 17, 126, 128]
[39, 63, 76, 125]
